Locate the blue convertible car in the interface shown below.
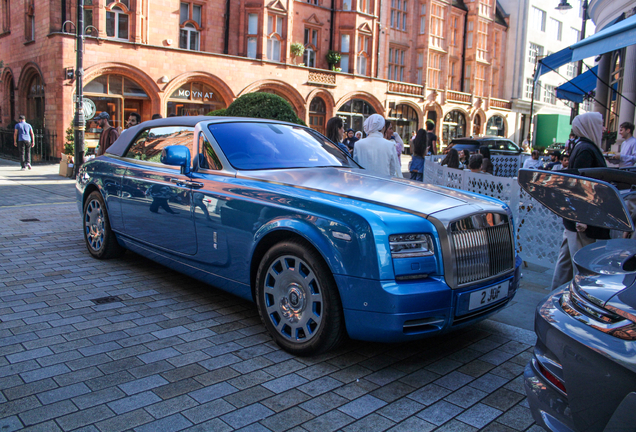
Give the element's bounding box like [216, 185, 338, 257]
[77, 116, 521, 355]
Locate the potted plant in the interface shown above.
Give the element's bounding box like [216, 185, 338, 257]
[290, 42, 305, 65]
[326, 50, 341, 70]
[60, 122, 75, 177]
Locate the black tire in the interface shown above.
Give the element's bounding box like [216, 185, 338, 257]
[83, 191, 125, 259]
[255, 239, 345, 356]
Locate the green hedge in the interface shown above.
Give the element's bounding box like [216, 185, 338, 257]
[218, 92, 305, 125]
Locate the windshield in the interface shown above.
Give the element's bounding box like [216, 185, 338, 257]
[208, 122, 355, 170]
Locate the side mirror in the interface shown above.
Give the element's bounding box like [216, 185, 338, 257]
[518, 169, 634, 232]
[161, 145, 191, 175]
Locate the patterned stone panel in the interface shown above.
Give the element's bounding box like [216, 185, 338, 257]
[514, 186, 562, 267]
[444, 167, 464, 189]
[491, 155, 521, 178]
[464, 171, 515, 204]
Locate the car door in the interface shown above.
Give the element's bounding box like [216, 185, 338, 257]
[189, 129, 232, 268]
[119, 125, 197, 255]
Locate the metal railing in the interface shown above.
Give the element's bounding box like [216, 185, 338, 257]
[0, 128, 58, 163]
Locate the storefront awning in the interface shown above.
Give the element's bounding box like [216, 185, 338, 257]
[555, 65, 598, 103]
[536, 13, 636, 81]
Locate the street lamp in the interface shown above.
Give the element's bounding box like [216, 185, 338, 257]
[555, 0, 589, 121]
[73, 0, 86, 178]
[555, 0, 573, 13]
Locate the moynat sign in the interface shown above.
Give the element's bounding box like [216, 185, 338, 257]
[176, 89, 214, 100]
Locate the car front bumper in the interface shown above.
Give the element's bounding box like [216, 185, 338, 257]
[336, 256, 521, 343]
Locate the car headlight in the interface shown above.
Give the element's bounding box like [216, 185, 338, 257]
[389, 233, 434, 258]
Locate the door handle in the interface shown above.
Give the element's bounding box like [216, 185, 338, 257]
[185, 181, 204, 189]
[170, 179, 203, 189]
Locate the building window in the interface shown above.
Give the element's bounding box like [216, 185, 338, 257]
[340, 34, 350, 72]
[337, 99, 376, 132]
[531, 6, 546, 32]
[570, 27, 580, 42]
[449, 62, 456, 90]
[451, 17, 458, 46]
[106, 2, 130, 40]
[83, 0, 97, 36]
[466, 21, 473, 49]
[309, 97, 326, 135]
[477, 20, 487, 61]
[388, 47, 405, 82]
[303, 27, 318, 67]
[390, 0, 407, 31]
[464, 63, 471, 92]
[442, 110, 466, 142]
[430, 2, 444, 49]
[343, 0, 351, 11]
[525, 78, 541, 100]
[357, 35, 370, 75]
[417, 52, 423, 85]
[548, 18, 562, 41]
[2, 0, 10, 33]
[528, 42, 543, 64]
[359, 0, 372, 14]
[419, 3, 426, 34]
[25, 2, 34, 41]
[267, 15, 284, 62]
[428, 52, 441, 89]
[543, 84, 556, 104]
[307, 0, 318, 4]
[475, 64, 486, 96]
[247, 13, 258, 58]
[179, 2, 201, 50]
[167, 82, 226, 116]
[567, 62, 576, 78]
[479, 0, 490, 16]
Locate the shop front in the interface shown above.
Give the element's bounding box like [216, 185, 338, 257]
[388, 103, 419, 152]
[336, 99, 376, 134]
[166, 82, 226, 116]
[83, 74, 151, 150]
[442, 110, 466, 145]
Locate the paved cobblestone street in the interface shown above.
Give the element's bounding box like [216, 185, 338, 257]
[0, 161, 544, 432]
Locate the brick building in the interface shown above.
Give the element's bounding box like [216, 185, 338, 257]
[0, 0, 514, 156]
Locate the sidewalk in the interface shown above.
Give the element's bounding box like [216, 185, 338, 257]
[0, 159, 542, 432]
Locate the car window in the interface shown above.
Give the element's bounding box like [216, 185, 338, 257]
[124, 126, 195, 163]
[198, 133, 222, 171]
[504, 141, 518, 151]
[448, 143, 478, 153]
[208, 122, 355, 170]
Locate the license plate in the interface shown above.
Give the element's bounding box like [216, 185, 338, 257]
[469, 281, 509, 311]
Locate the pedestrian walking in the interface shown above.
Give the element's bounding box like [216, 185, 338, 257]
[409, 129, 427, 181]
[551, 111, 609, 290]
[14, 115, 35, 170]
[94, 112, 119, 156]
[353, 114, 403, 178]
[426, 121, 438, 155]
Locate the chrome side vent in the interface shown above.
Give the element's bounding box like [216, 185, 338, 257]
[450, 213, 514, 286]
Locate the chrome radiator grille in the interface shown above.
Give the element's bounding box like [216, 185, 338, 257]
[450, 214, 514, 285]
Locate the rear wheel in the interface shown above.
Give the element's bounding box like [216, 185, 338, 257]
[255, 239, 345, 356]
[83, 191, 125, 259]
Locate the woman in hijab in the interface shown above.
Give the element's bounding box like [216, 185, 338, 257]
[384, 120, 404, 163]
[568, 112, 606, 169]
[551, 111, 608, 291]
[409, 129, 427, 181]
[353, 114, 403, 178]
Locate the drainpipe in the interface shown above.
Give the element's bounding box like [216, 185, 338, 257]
[224, 0, 230, 54]
[460, 10, 467, 92]
[329, 0, 335, 51]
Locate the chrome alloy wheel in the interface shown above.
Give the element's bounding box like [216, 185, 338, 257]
[84, 198, 105, 252]
[264, 255, 323, 343]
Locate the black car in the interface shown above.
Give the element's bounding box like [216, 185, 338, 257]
[444, 137, 523, 156]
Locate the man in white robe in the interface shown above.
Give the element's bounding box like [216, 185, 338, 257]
[353, 114, 403, 178]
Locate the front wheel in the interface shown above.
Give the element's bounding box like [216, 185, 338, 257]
[255, 239, 345, 356]
[83, 191, 125, 259]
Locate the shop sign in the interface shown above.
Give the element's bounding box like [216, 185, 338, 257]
[83, 99, 97, 119]
[172, 87, 215, 101]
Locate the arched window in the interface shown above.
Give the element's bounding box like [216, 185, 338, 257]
[356, 35, 370, 75]
[267, 14, 283, 61]
[442, 110, 466, 143]
[179, 2, 202, 51]
[267, 35, 282, 61]
[486, 115, 505, 137]
[180, 23, 200, 50]
[106, 4, 129, 40]
[388, 104, 418, 150]
[309, 97, 326, 135]
[336, 98, 376, 132]
[473, 114, 482, 136]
